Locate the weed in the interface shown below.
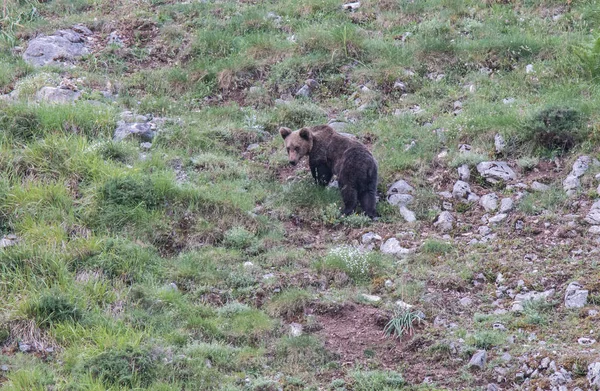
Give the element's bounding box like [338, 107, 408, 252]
[83, 346, 156, 388]
[318, 246, 385, 284]
[422, 239, 453, 255]
[351, 370, 405, 391]
[521, 107, 586, 155]
[267, 288, 311, 319]
[25, 293, 82, 327]
[383, 308, 423, 339]
[467, 331, 504, 350]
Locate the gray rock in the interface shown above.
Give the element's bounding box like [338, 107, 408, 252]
[459, 297, 472, 307]
[477, 161, 517, 183]
[246, 143, 260, 151]
[563, 174, 580, 192]
[396, 300, 413, 310]
[453, 180, 472, 201]
[18, 342, 31, 352]
[399, 206, 416, 223]
[531, 181, 550, 192]
[501, 352, 511, 362]
[380, 238, 410, 256]
[0, 235, 19, 248]
[295, 84, 311, 97]
[23, 28, 90, 67]
[438, 191, 453, 199]
[360, 293, 381, 303]
[361, 232, 382, 245]
[526, 64, 534, 73]
[488, 213, 507, 225]
[499, 198, 514, 213]
[113, 121, 155, 142]
[328, 121, 348, 132]
[515, 220, 524, 230]
[0, 365, 8, 371]
[588, 362, 600, 388]
[494, 134, 506, 154]
[107, 31, 124, 47]
[289, 323, 303, 337]
[511, 289, 555, 311]
[503, 97, 515, 105]
[458, 144, 472, 153]
[434, 211, 454, 232]
[243, 261, 254, 268]
[578, 337, 596, 345]
[393, 80, 406, 91]
[339, 132, 356, 139]
[590, 226, 600, 235]
[36, 86, 81, 104]
[487, 383, 499, 391]
[140, 142, 152, 150]
[565, 282, 588, 308]
[387, 180, 414, 196]
[480, 193, 499, 212]
[586, 201, 600, 225]
[458, 164, 470, 181]
[468, 350, 487, 369]
[467, 193, 480, 203]
[342, 1, 361, 10]
[492, 323, 506, 331]
[387, 193, 414, 207]
[572, 156, 593, 178]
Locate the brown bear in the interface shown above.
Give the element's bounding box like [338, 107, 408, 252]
[279, 124, 378, 219]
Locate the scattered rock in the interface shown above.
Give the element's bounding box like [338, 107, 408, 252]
[585, 201, 600, 225]
[468, 350, 487, 370]
[494, 134, 506, 154]
[488, 214, 507, 225]
[459, 297, 473, 307]
[453, 180, 473, 201]
[387, 180, 414, 196]
[578, 337, 596, 346]
[588, 362, 600, 389]
[458, 144, 472, 153]
[246, 143, 260, 151]
[18, 342, 31, 352]
[571, 156, 594, 177]
[399, 206, 417, 223]
[380, 238, 410, 256]
[328, 121, 348, 132]
[342, 1, 361, 10]
[361, 232, 382, 245]
[511, 289, 555, 312]
[503, 97, 516, 105]
[396, 300, 413, 310]
[531, 181, 550, 192]
[590, 226, 600, 235]
[477, 161, 517, 183]
[289, 323, 303, 337]
[565, 281, 588, 308]
[107, 31, 124, 47]
[487, 383, 499, 391]
[114, 122, 155, 142]
[0, 365, 8, 371]
[243, 261, 254, 268]
[0, 234, 19, 248]
[387, 193, 414, 207]
[23, 27, 91, 67]
[458, 164, 470, 181]
[499, 198, 514, 213]
[434, 211, 454, 232]
[480, 193, 499, 212]
[36, 86, 81, 104]
[393, 80, 406, 91]
[140, 142, 152, 150]
[295, 84, 311, 97]
[360, 293, 381, 303]
[526, 64, 534, 73]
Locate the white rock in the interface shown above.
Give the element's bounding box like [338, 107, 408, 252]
[500, 198, 514, 213]
[469, 350, 487, 369]
[459, 297, 473, 307]
[380, 238, 410, 256]
[588, 362, 600, 388]
[295, 84, 311, 97]
[477, 161, 516, 183]
[396, 300, 413, 310]
[488, 214, 507, 224]
[480, 193, 499, 212]
[289, 323, 303, 337]
[458, 164, 470, 181]
[526, 64, 534, 73]
[586, 201, 600, 225]
[565, 281, 588, 309]
[503, 97, 516, 105]
[361, 232, 382, 245]
[479, 226, 492, 236]
[578, 337, 596, 345]
[459, 144, 472, 153]
[531, 181, 550, 192]
[453, 180, 471, 201]
[434, 211, 454, 232]
[342, 1, 361, 10]
[563, 175, 580, 192]
[388, 193, 414, 207]
[361, 293, 381, 303]
[494, 134, 506, 154]
[399, 206, 417, 223]
[243, 261, 254, 268]
[572, 156, 593, 178]
[590, 226, 600, 235]
[387, 180, 414, 196]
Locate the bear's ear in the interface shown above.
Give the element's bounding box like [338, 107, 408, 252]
[279, 127, 292, 139]
[299, 128, 311, 141]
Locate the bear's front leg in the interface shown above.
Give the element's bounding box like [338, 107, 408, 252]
[310, 163, 332, 186]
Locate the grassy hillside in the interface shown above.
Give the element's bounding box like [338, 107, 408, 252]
[1, 0, 600, 390]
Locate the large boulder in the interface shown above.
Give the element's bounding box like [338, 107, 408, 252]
[23, 26, 91, 67]
[476, 161, 516, 183]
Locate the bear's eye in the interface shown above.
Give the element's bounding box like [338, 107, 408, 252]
[286, 147, 290, 153]
[295, 147, 300, 152]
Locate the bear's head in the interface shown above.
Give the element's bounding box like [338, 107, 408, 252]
[279, 127, 313, 166]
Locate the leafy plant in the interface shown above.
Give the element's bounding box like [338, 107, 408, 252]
[573, 35, 600, 80]
[522, 107, 585, 155]
[383, 308, 423, 339]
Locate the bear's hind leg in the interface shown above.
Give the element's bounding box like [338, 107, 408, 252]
[340, 183, 358, 216]
[359, 190, 378, 219]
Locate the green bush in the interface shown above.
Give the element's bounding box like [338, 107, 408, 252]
[25, 293, 82, 327]
[100, 176, 161, 209]
[223, 226, 256, 249]
[84, 346, 156, 388]
[522, 107, 586, 155]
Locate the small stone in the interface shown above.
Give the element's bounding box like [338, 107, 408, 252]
[140, 142, 152, 150]
[18, 342, 31, 352]
[387, 193, 414, 207]
[480, 193, 499, 212]
[458, 164, 470, 181]
[499, 198, 514, 213]
[468, 350, 487, 369]
[380, 238, 410, 257]
[289, 323, 303, 337]
[492, 323, 506, 331]
[501, 352, 512, 362]
[0, 365, 8, 371]
[585, 201, 600, 225]
[387, 180, 414, 195]
[399, 206, 416, 223]
[494, 134, 506, 154]
[477, 161, 517, 183]
[434, 211, 454, 232]
[167, 282, 178, 291]
[393, 80, 406, 91]
[459, 144, 472, 153]
[361, 293, 381, 303]
[488, 213, 508, 225]
[396, 300, 413, 310]
[385, 280, 394, 288]
[243, 261, 254, 268]
[107, 31, 124, 47]
[246, 143, 260, 151]
[503, 97, 515, 105]
[578, 337, 596, 345]
[526, 64, 534, 73]
[113, 122, 155, 142]
[590, 226, 600, 235]
[478, 226, 492, 236]
[515, 220, 524, 230]
[531, 181, 550, 192]
[361, 232, 382, 245]
[565, 281, 589, 309]
[342, 1, 361, 10]
[453, 180, 472, 201]
[588, 362, 600, 388]
[459, 297, 473, 307]
[487, 383, 499, 391]
[563, 175, 580, 192]
[263, 273, 275, 279]
[295, 84, 311, 97]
